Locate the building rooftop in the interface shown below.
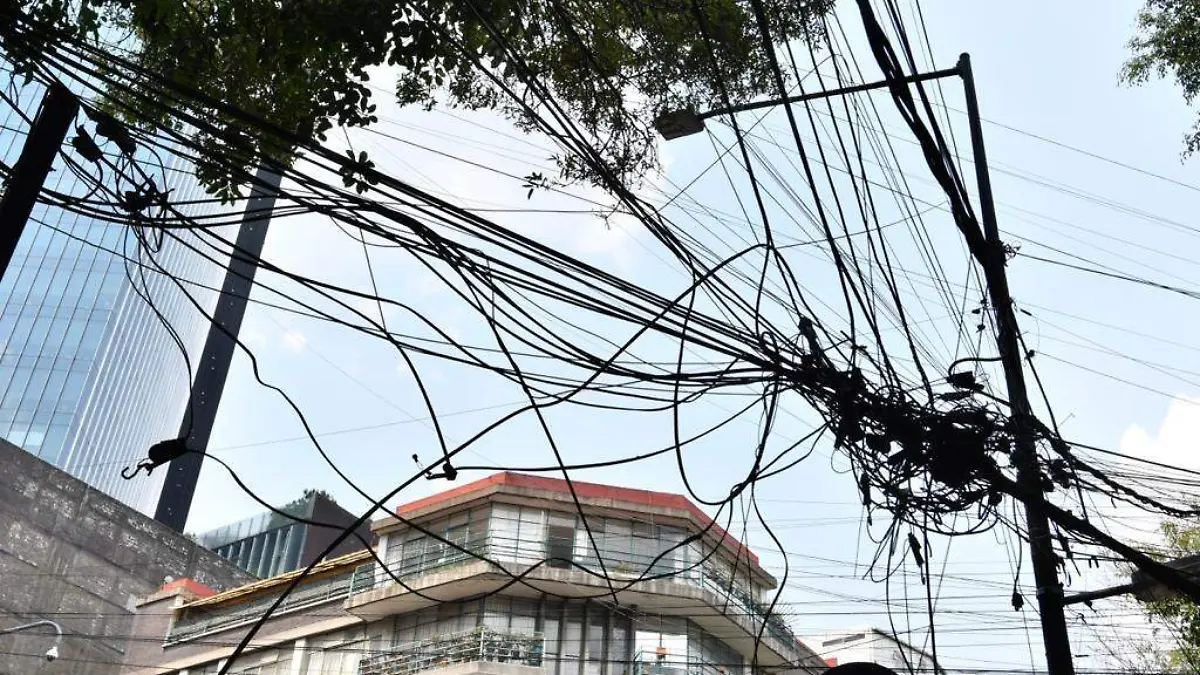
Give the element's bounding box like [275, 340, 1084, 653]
[389, 471, 761, 565]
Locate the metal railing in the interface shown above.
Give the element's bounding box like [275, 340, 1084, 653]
[169, 531, 795, 656]
[167, 568, 359, 643]
[632, 651, 736, 675]
[358, 627, 544, 675]
[352, 533, 797, 655]
[695, 570, 796, 652]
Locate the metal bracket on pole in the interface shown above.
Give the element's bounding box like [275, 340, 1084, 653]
[154, 165, 283, 532]
[654, 67, 961, 141]
[0, 83, 78, 287]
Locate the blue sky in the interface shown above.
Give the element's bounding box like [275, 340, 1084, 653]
[163, 2, 1200, 671]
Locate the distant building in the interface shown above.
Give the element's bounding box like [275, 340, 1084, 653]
[0, 438, 253, 675]
[805, 629, 941, 674]
[194, 490, 374, 578]
[0, 77, 233, 513]
[120, 471, 827, 675]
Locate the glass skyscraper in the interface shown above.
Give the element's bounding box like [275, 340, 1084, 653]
[0, 76, 232, 512]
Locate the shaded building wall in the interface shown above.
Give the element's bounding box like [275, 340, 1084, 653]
[0, 439, 254, 675]
[304, 494, 375, 566]
[203, 493, 375, 578]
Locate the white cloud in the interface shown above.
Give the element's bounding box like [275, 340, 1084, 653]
[1119, 396, 1200, 474]
[1096, 397, 1200, 553]
[1103, 396, 1200, 555]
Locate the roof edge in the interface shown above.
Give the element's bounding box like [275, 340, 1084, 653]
[388, 472, 766, 571]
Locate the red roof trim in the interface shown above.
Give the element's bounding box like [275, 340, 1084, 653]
[161, 578, 217, 598]
[396, 472, 759, 565]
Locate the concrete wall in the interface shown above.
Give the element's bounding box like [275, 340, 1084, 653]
[0, 439, 255, 675]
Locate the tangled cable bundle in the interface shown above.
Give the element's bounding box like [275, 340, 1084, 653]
[11, 1, 1200, 672]
[753, 313, 1012, 532]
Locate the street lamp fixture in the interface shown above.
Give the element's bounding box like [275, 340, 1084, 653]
[1063, 552, 1200, 606]
[1133, 553, 1200, 602]
[0, 619, 64, 662]
[653, 110, 706, 140]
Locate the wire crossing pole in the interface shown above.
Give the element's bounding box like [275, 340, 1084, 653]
[959, 53, 1075, 675]
[656, 51, 1076, 674]
[154, 165, 282, 532]
[0, 83, 78, 288]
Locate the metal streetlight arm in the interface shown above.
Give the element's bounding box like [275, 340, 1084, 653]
[0, 620, 64, 643]
[654, 66, 961, 140]
[1, 619, 64, 661]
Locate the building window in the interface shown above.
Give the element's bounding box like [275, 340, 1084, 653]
[546, 514, 576, 569]
[308, 639, 365, 675]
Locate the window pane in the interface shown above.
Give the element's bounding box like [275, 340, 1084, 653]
[584, 606, 605, 675]
[546, 525, 575, 569]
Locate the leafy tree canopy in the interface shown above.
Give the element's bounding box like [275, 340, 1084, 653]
[5, 0, 834, 201]
[1129, 520, 1200, 673]
[1125, 0, 1200, 157]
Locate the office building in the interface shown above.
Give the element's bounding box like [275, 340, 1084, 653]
[120, 472, 827, 675]
[0, 76, 231, 512]
[807, 629, 940, 673]
[195, 490, 374, 578]
[0, 438, 253, 675]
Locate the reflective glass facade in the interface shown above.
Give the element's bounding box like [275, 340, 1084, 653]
[0, 76, 229, 512]
[196, 492, 372, 578]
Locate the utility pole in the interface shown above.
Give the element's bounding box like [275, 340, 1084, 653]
[654, 52, 1078, 675]
[0, 83, 78, 286]
[959, 53, 1075, 675]
[154, 165, 282, 532]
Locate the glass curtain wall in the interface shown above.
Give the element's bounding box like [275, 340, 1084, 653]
[0, 66, 233, 512]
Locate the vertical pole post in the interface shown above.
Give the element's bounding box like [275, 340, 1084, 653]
[624, 606, 635, 675]
[959, 52, 1075, 675]
[600, 608, 612, 675]
[578, 601, 588, 675]
[555, 601, 567, 675]
[0, 83, 78, 286]
[154, 165, 282, 531]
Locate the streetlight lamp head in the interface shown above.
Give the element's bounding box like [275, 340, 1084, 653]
[653, 110, 705, 140]
[45, 646, 58, 662]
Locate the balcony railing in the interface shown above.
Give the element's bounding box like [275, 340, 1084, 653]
[633, 651, 737, 675]
[167, 568, 359, 644]
[358, 627, 544, 675]
[695, 569, 796, 652]
[169, 532, 795, 656]
[350, 533, 798, 657]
